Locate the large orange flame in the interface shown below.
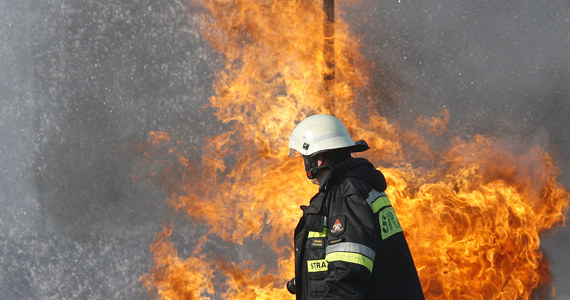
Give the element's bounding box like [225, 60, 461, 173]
[141, 1, 569, 299]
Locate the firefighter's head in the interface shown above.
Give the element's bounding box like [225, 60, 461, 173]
[288, 114, 369, 181]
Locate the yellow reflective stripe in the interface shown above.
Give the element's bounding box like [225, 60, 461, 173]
[307, 259, 328, 272]
[326, 252, 373, 273]
[371, 196, 391, 213]
[379, 207, 403, 240]
[308, 228, 328, 238]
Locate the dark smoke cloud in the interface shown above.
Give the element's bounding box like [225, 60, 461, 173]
[0, 0, 568, 298]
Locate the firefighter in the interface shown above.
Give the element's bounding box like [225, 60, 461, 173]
[286, 114, 424, 299]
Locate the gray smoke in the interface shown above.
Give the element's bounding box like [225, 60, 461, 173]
[1, 0, 568, 299]
[1, 0, 219, 298]
[345, 1, 570, 298]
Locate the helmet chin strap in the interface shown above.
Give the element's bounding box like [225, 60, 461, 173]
[303, 155, 330, 179]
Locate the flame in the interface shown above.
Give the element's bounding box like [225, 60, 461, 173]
[142, 226, 214, 299]
[141, 1, 569, 299]
[386, 136, 567, 299]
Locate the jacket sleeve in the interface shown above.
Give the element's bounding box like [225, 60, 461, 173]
[322, 193, 378, 299]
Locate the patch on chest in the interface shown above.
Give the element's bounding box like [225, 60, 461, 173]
[310, 238, 325, 248]
[307, 259, 328, 272]
[330, 215, 346, 235]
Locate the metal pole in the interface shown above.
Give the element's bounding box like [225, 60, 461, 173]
[323, 0, 335, 114]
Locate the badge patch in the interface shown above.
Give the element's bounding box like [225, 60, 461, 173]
[330, 216, 346, 235]
[379, 207, 403, 240]
[328, 237, 344, 245]
[310, 238, 325, 248]
[307, 259, 328, 272]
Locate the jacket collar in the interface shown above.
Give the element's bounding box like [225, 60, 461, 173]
[318, 157, 387, 192]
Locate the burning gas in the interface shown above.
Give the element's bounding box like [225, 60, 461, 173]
[141, 1, 569, 299]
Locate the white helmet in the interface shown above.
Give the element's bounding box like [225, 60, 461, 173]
[288, 114, 368, 157]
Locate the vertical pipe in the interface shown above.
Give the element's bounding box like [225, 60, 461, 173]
[323, 0, 335, 114]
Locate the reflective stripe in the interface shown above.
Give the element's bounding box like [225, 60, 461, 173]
[326, 242, 376, 260]
[307, 259, 328, 272]
[307, 216, 328, 238]
[366, 189, 391, 213]
[365, 189, 384, 206]
[289, 134, 301, 144]
[308, 228, 328, 238]
[371, 196, 391, 213]
[326, 252, 374, 273]
[313, 131, 349, 143]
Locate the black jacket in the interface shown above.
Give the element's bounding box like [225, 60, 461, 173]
[292, 158, 424, 299]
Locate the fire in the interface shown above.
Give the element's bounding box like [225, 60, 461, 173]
[140, 1, 569, 299]
[385, 136, 567, 299]
[142, 226, 214, 299]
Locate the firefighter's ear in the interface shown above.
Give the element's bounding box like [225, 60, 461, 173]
[317, 158, 324, 167]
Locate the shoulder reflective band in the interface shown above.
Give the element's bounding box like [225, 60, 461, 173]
[307, 259, 328, 272]
[366, 190, 391, 213]
[308, 228, 328, 238]
[379, 207, 403, 240]
[326, 242, 375, 273]
[365, 189, 383, 206]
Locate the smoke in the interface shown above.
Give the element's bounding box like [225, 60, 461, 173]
[344, 1, 570, 168]
[0, 0, 568, 299]
[344, 1, 570, 298]
[1, 0, 218, 298]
